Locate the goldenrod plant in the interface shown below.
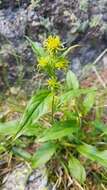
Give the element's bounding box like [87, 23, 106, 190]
[0, 35, 107, 187]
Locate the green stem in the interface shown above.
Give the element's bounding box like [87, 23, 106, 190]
[52, 92, 55, 123]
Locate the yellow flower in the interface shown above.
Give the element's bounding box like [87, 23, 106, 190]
[55, 58, 68, 70]
[43, 35, 62, 53]
[38, 56, 49, 68]
[47, 78, 58, 88]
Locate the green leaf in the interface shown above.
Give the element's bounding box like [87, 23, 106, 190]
[83, 92, 96, 114]
[16, 90, 52, 138]
[31, 93, 53, 124]
[0, 120, 19, 136]
[60, 88, 97, 104]
[14, 139, 27, 148]
[68, 155, 86, 184]
[26, 36, 45, 57]
[77, 143, 98, 161]
[92, 120, 107, 135]
[0, 145, 6, 153]
[20, 90, 50, 125]
[31, 142, 57, 168]
[38, 120, 78, 142]
[23, 123, 42, 137]
[66, 70, 79, 90]
[62, 45, 79, 57]
[12, 147, 32, 161]
[77, 143, 107, 167]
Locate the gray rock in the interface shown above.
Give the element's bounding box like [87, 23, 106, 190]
[102, 13, 107, 21]
[2, 164, 50, 190]
[26, 167, 49, 190]
[0, 0, 30, 9]
[71, 57, 82, 76]
[0, 8, 27, 39]
[2, 164, 30, 190]
[0, 0, 107, 89]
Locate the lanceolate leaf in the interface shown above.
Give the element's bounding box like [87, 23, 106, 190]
[31, 93, 53, 124]
[19, 90, 50, 127]
[60, 88, 97, 104]
[0, 145, 6, 153]
[38, 120, 78, 142]
[0, 120, 19, 136]
[31, 142, 57, 168]
[66, 70, 79, 90]
[26, 37, 45, 57]
[23, 123, 43, 137]
[83, 92, 96, 114]
[77, 143, 107, 167]
[92, 120, 107, 135]
[62, 45, 79, 57]
[68, 155, 86, 184]
[15, 90, 52, 138]
[12, 147, 32, 161]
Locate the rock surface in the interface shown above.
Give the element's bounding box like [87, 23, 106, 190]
[2, 164, 49, 190]
[25, 167, 49, 190]
[2, 164, 30, 190]
[0, 0, 107, 90]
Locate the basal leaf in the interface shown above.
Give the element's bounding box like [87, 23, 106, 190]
[92, 120, 107, 135]
[19, 89, 50, 127]
[31, 142, 57, 168]
[12, 147, 32, 161]
[0, 145, 6, 153]
[68, 155, 86, 184]
[83, 92, 96, 114]
[0, 120, 19, 136]
[31, 93, 53, 124]
[38, 120, 77, 142]
[15, 90, 52, 138]
[77, 143, 107, 167]
[23, 123, 42, 137]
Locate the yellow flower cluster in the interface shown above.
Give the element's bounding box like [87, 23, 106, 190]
[38, 56, 49, 68]
[37, 36, 68, 74]
[55, 58, 68, 70]
[43, 35, 62, 53]
[48, 78, 58, 88]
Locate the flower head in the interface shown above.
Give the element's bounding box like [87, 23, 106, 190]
[38, 56, 49, 68]
[47, 77, 59, 89]
[43, 35, 62, 53]
[55, 58, 68, 70]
